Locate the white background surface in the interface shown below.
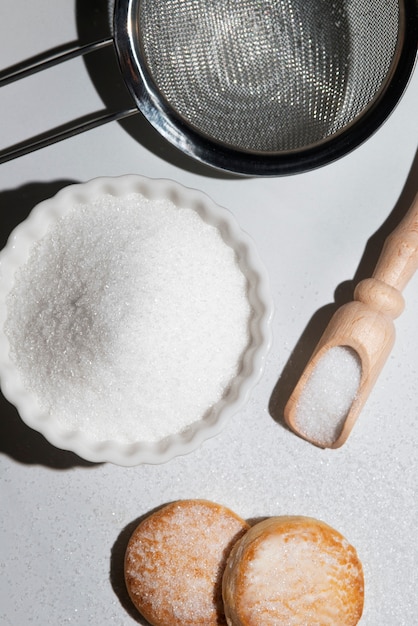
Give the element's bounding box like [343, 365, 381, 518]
[0, 1, 417, 624]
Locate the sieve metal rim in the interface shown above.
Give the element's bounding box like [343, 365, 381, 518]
[114, 0, 418, 176]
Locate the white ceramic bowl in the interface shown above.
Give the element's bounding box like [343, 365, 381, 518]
[0, 175, 273, 465]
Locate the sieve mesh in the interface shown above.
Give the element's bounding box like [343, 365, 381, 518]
[136, 0, 400, 153]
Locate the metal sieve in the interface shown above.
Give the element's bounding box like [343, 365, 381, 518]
[1, 0, 417, 175]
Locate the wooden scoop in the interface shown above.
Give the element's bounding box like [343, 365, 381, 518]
[284, 192, 418, 448]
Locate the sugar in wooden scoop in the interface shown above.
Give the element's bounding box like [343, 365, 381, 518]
[5, 193, 251, 443]
[293, 346, 362, 447]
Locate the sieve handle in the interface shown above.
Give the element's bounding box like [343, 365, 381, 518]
[0, 38, 114, 87]
[0, 108, 138, 165]
[0, 37, 139, 164]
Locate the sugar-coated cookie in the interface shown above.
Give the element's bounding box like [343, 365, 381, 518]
[125, 499, 250, 626]
[222, 515, 364, 626]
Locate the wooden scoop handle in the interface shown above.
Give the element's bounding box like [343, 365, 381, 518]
[373, 192, 418, 290]
[354, 193, 418, 320]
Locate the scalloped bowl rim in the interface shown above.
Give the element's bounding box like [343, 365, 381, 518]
[0, 175, 273, 465]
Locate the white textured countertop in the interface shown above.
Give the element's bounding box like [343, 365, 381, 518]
[0, 2, 417, 624]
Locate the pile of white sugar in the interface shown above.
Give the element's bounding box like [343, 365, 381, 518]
[294, 346, 362, 447]
[5, 193, 251, 443]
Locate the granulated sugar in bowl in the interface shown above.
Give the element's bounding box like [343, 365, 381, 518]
[0, 175, 273, 465]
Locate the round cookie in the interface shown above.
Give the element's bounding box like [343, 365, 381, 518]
[125, 499, 250, 626]
[222, 515, 364, 626]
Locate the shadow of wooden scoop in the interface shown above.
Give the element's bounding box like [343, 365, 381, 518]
[284, 192, 418, 448]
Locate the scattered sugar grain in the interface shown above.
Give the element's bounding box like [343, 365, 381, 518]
[294, 346, 362, 446]
[5, 193, 251, 442]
